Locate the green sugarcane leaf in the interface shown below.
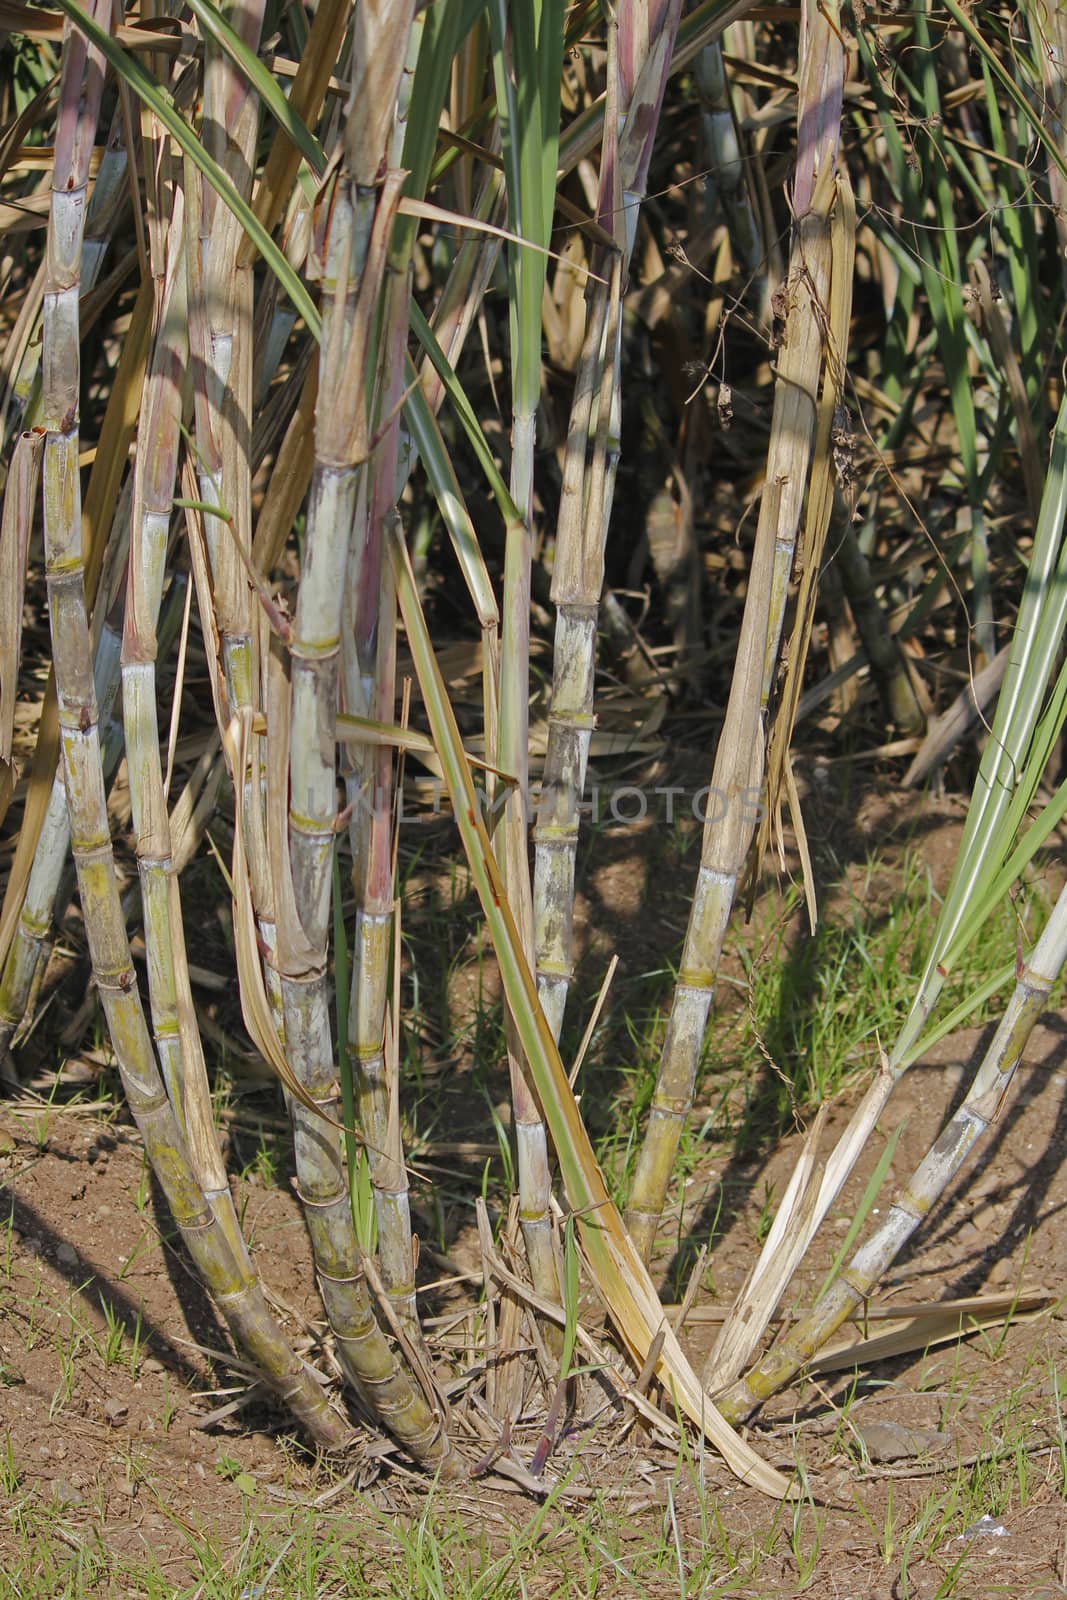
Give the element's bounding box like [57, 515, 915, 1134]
[942, 0, 1067, 188]
[351, 1146, 378, 1255]
[401, 0, 471, 205]
[50, 0, 322, 340]
[402, 375, 499, 627]
[486, 0, 564, 431]
[891, 393, 1067, 1062]
[184, 0, 326, 176]
[815, 1124, 904, 1304]
[899, 961, 1015, 1071]
[945, 774, 1067, 971]
[407, 306, 520, 522]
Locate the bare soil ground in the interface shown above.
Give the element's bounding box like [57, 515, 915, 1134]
[2, 791, 1067, 1597]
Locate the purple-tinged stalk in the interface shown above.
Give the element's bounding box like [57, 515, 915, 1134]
[343, 259, 419, 1338]
[695, 37, 769, 328]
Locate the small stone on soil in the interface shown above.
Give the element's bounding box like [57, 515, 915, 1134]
[856, 1419, 953, 1463]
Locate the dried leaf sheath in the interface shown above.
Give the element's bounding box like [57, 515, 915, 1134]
[41, 4, 345, 1450]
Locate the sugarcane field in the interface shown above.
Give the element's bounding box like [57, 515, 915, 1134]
[3, 1, 1067, 1595]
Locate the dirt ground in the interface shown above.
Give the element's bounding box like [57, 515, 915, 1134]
[2, 787, 1067, 1597]
[2, 1030, 1066, 1595]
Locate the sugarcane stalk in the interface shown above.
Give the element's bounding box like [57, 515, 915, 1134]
[625, 0, 846, 1261]
[531, 276, 612, 1043]
[833, 520, 926, 734]
[42, 3, 346, 1450]
[280, 969, 446, 1451]
[0, 582, 124, 1060]
[157, 15, 281, 1249]
[717, 879, 1067, 1423]
[744, 169, 858, 907]
[186, 0, 293, 1102]
[497, 503, 559, 1308]
[2, 102, 129, 449]
[1027, 1, 1067, 287]
[263, 675, 455, 1470]
[0, 469, 181, 1060]
[122, 175, 258, 1278]
[696, 37, 769, 328]
[287, 170, 372, 952]
[0, 256, 154, 991]
[533, 0, 682, 1053]
[272, 1, 460, 1470]
[343, 18, 508, 1318]
[344, 262, 418, 1337]
[353, 356, 427, 1336]
[195, 0, 263, 716]
[482, 0, 568, 1315]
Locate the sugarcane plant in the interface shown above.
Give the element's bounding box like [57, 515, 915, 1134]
[2, 0, 1066, 1496]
